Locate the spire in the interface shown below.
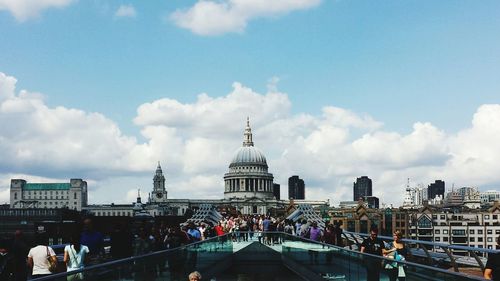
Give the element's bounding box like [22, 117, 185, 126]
[156, 161, 163, 175]
[136, 188, 142, 204]
[243, 117, 254, 147]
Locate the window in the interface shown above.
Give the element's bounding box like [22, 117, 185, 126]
[418, 216, 432, 228]
[14, 193, 17, 199]
[435, 230, 440, 234]
[432, 215, 437, 220]
[452, 230, 466, 236]
[443, 237, 449, 242]
[478, 230, 483, 234]
[488, 237, 493, 242]
[487, 230, 492, 234]
[478, 237, 483, 242]
[470, 237, 475, 242]
[443, 230, 449, 234]
[435, 237, 440, 242]
[440, 215, 446, 219]
[485, 215, 490, 219]
[470, 230, 475, 234]
[496, 230, 500, 234]
[74, 193, 77, 199]
[494, 215, 498, 220]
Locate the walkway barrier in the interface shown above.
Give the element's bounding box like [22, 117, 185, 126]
[342, 231, 497, 275]
[34, 232, 489, 281]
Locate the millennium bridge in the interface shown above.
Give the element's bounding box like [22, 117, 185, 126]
[33, 230, 493, 281]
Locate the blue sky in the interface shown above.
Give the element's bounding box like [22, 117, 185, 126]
[1, 0, 499, 205]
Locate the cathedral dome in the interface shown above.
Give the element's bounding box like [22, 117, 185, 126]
[230, 146, 267, 167]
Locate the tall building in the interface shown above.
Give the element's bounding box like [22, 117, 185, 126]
[273, 183, 280, 200]
[288, 176, 305, 200]
[224, 118, 275, 200]
[428, 180, 445, 200]
[150, 162, 167, 203]
[10, 179, 88, 211]
[353, 176, 372, 201]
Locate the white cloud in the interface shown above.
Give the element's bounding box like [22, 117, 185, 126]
[170, 0, 322, 36]
[0, 0, 73, 22]
[2, 71, 500, 207]
[114, 4, 136, 18]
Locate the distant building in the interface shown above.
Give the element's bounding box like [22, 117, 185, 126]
[150, 162, 168, 203]
[428, 180, 445, 200]
[273, 183, 280, 200]
[457, 187, 481, 209]
[409, 202, 500, 253]
[353, 176, 372, 201]
[364, 196, 380, 209]
[444, 191, 463, 207]
[481, 190, 500, 205]
[10, 179, 88, 211]
[288, 176, 305, 200]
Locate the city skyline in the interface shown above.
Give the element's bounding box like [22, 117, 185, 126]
[1, 1, 500, 206]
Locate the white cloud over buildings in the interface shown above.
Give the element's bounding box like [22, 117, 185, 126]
[1, 71, 500, 207]
[170, 0, 322, 36]
[0, 0, 73, 21]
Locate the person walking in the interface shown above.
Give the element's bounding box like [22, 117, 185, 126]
[80, 218, 104, 265]
[64, 235, 89, 281]
[27, 233, 57, 278]
[11, 230, 29, 281]
[360, 228, 384, 281]
[484, 235, 500, 280]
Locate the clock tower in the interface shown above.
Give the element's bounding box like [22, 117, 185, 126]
[151, 162, 167, 203]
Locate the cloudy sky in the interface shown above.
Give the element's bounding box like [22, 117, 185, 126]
[1, 0, 499, 206]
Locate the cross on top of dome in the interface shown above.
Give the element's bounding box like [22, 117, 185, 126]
[243, 117, 254, 147]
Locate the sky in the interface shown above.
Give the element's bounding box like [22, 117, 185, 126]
[0, 0, 500, 206]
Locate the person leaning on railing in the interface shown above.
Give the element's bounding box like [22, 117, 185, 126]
[382, 230, 407, 281]
[484, 235, 500, 280]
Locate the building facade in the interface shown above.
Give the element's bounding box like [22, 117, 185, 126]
[353, 176, 372, 201]
[409, 202, 500, 253]
[288, 175, 305, 200]
[224, 118, 275, 200]
[428, 180, 445, 200]
[10, 179, 88, 211]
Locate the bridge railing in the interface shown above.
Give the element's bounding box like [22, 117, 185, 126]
[342, 230, 498, 274]
[31, 234, 234, 281]
[278, 232, 486, 281]
[36, 231, 490, 281]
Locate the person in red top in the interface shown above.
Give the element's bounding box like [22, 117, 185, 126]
[214, 223, 225, 236]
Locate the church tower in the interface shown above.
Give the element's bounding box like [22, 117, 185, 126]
[151, 162, 167, 203]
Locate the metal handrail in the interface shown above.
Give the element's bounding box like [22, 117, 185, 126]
[344, 231, 499, 254]
[343, 230, 498, 273]
[32, 233, 234, 281]
[36, 231, 490, 280]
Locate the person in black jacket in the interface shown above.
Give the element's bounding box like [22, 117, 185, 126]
[0, 238, 15, 281]
[485, 235, 500, 280]
[360, 228, 384, 281]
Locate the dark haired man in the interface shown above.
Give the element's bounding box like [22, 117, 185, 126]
[360, 228, 384, 281]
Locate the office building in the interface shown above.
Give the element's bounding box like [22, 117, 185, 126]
[428, 180, 445, 200]
[288, 176, 305, 200]
[353, 176, 372, 201]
